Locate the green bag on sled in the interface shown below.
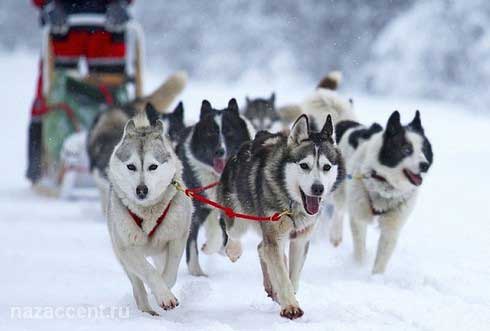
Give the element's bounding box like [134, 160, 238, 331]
[42, 72, 130, 165]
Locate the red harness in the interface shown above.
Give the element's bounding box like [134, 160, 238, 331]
[128, 201, 172, 237]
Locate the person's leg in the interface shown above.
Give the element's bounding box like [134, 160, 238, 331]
[86, 30, 126, 75]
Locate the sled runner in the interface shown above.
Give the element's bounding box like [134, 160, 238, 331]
[35, 14, 144, 198]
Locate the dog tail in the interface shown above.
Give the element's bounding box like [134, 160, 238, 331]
[317, 70, 342, 90]
[144, 71, 188, 113]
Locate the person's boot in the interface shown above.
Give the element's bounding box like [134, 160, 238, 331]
[26, 119, 43, 183]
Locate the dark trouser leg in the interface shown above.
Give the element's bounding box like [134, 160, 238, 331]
[26, 118, 43, 183]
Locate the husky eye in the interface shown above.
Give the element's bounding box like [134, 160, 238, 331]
[402, 144, 413, 156]
[323, 164, 331, 171]
[148, 164, 158, 171]
[127, 164, 137, 171]
[299, 162, 310, 170]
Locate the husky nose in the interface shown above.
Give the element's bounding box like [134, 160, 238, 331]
[311, 183, 324, 196]
[136, 185, 148, 199]
[215, 148, 225, 158]
[419, 162, 430, 173]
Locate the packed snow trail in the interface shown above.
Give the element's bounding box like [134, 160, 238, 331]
[1, 53, 489, 331]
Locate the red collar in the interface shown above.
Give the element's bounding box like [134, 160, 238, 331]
[128, 201, 172, 237]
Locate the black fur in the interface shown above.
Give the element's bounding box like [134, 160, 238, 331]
[348, 123, 383, 149]
[335, 120, 361, 144]
[161, 102, 185, 144]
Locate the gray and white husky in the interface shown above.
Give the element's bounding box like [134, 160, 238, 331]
[330, 110, 433, 274]
[243, 93, 283, 132]
[218, 114, 345, 319]
[106, 113, 192, 315]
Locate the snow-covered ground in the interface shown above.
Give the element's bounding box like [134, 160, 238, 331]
[1, 52, 489, 331]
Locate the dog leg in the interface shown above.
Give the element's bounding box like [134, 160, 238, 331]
[259, 237, 303, 319]
[350, 217, 368, 264]
[329, 185, 346, 247]
[125, 268, 158, 316]
[118, 249, 179, 311]
[201, 209, 223, 255]
[372, 216, 404, 274]
[186, 207, 209, 277]
[224, 217, 248, 262]
[162, 235, 187, 289]
[258, 241, 277, 302]
[152, 250, 167, 274]
[289, 238, 310, 293]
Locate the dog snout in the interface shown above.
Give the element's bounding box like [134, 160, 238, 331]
[215, 148, 225, 158]
[419, 162, 430, 173]
[311, 183, 324, 196]
[136, 185, 148, 199]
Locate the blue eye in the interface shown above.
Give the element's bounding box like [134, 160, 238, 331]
[148, 164, 158, 171]
[127, 164, 137, 171]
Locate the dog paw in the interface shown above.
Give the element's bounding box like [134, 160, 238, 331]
[280, 305, 304, 320]
[201, 242, 220, 255]
[329, 229, 342, 247]
[142, 309, 159, 316]
[159, 295, 179, 311]
[225, 240, 242, 262]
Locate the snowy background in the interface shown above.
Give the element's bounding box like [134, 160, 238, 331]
[1, 1, 490, 330]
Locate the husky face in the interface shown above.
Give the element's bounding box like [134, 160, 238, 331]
[111, 119, 178, 206]
[244, 93, 282, 132]
[368, 111, 433, 194]
[190, 99, 251, 175]
[285, 115, 344, 216]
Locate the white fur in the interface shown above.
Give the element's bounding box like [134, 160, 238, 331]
[106, 124, 192, 314]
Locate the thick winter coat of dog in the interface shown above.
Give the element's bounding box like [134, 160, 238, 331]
[218, 114, 345, 319]
[175, 98, 255, 276]
[278, 71, 354, 129]
[106, 113, 192, 315]
[87, 72, 187, 211]
[243, 93, 283, 132]
[330, 110, 433, 274]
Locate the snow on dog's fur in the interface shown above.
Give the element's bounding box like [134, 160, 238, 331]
[106, 107, 192, 315]
[218, 114, 345, 319]
[330, 110, 433, 274]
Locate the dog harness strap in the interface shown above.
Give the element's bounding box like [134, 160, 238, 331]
[127, 201, 173, 237]
[171, 180, 290, 222]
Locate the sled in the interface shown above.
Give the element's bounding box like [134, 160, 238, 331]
[35, 15, 145, 198]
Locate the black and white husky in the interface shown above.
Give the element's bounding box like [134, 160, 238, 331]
[106, 112, 192, 315]
[218, 115, 345, 319]
[330, 110, 433, 274]
[175, 98, 255, 276]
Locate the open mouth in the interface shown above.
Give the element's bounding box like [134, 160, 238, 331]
[300, 188, 322, 215]
[213, 158, 226, 174]
[404, 169, 423, 186]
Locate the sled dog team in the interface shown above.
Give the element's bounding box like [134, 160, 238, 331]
[90, 71, 433, 319]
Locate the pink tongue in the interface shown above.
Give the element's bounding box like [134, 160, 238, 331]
[406, 170, 423, 186]
[305, 195, 321, 215]
[213, 158, 226, 173]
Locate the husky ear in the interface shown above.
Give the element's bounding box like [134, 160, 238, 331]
[145, 103, 160, 126]
[289, 114, 309, 145]
[320, 114, 335, 141]
[124, 119, 137, 136]
[270, 92, 276, 105]
[173, 102, 184, 122]
[409, 110, 424, 134]
[200, 100, 213, 120]
[228, 98, 239, 115]
[246, 96, 251, 105]
[385, 110, 402, 137]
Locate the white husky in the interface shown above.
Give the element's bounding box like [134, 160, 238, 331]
[106, 111, 192, 315]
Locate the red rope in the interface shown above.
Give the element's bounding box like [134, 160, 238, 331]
[97, 85, 114, 106]
[183, 182, 284, 222]
[46, 103, 81, 132]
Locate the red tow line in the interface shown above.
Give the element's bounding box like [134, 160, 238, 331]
[172, 181, 291, 222]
